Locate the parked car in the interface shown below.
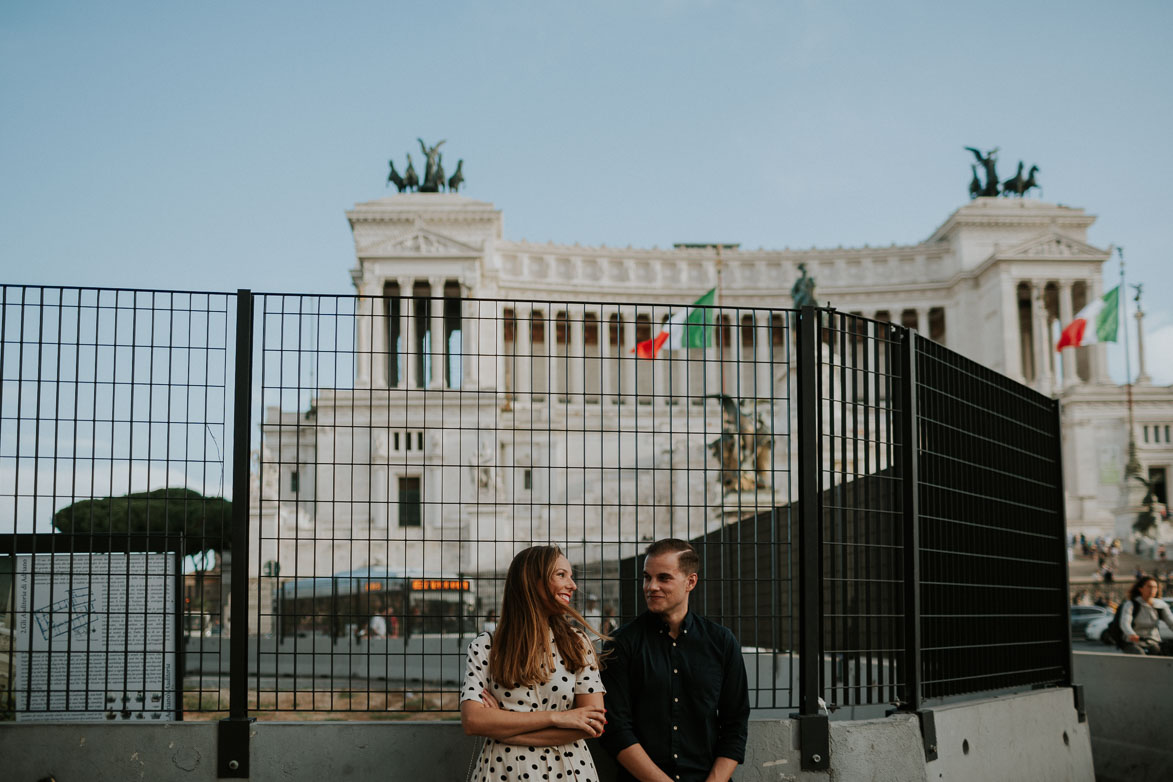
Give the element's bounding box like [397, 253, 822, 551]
[1084, 608, 1173, 644]
[1070, 605, 1111, 635]
[1084, 613, 1114, 644]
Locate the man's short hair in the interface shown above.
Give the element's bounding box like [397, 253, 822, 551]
[645, 538, 700, 576]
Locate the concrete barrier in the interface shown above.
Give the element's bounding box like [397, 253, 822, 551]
[1074, 650, 1173, 782]
[1, 688, 1092, 781]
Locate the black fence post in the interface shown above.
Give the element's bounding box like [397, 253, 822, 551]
[897, 327, 923, 714]
[1053, 398, 1083, 720]
[894, 327, 937, 761]
[794, 306, 829, 771]
[219, 289, 255, 778]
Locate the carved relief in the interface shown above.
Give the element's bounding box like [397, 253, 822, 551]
[503, 255, 521, 276]
[581, 258, 601, 281]
[555, 257, 573, 278]
[529, 256, 549, 278]
[607, 260, 629, 282]
[363, 229, 479, 256]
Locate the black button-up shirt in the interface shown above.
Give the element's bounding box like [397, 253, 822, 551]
[600, 611, 749, 782]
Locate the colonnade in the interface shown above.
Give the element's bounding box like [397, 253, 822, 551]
[495, 305, 788, 403]
[1015, 279, 1104, 391]
[355, 277, 461, 390]
[354, 293, 968, 399]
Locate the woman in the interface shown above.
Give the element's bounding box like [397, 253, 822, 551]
[461, 546, 607, 782]
[1118, 575, 1173, 655]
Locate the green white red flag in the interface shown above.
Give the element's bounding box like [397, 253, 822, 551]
[1056, 285, 1119, 351]
[633, 288, 716, 359]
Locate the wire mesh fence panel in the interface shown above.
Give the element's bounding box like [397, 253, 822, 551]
[0, 286, 234, 720]
[0, 286, 1073, 723]
[250, 292, 797, 714]
[914, 336, 1068, 700]
[815, 310, 905, 709]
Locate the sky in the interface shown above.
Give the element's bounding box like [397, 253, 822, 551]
[2, 0, 1171, 385]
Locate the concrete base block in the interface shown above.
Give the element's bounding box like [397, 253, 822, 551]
[0, 689, 1093, 782]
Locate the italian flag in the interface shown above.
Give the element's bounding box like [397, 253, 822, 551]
[633, 288, 716, 359]
[1056, 285, 1119, 351]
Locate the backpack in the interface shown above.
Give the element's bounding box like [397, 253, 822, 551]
[1104, 598, 1142, 646]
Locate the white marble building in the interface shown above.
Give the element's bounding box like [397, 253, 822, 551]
[251, 193, 1172, 590]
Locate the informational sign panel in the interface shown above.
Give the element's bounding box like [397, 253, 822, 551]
[12, 553, 178, 721]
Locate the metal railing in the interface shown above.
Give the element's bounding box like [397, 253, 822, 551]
[1, 287, 1071, 735]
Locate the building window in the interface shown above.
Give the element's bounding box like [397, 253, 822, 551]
[555, 311, 569, 346]
[1149, 466, 1167, 506]
[503, 308, 516, 343]
[609, 314, 623, 347]
[584, 313, 598, 346]
[417, 432, 424, 450]
[635, 314, 651, 343]
[384, 281, 401, 387]
[770, 314, 785, 347]
[290, 470, 299, 494]
[398, 477, 421, 527]
[741, 314, 755, 349]
[523, 469, 532, 490]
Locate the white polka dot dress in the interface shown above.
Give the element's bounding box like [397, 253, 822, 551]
[461, 629, 604, 782]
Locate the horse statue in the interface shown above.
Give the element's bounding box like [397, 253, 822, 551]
[1002, 161, 1026, 196]
[404, 154, 419, 191]
[387, 160, 406, 192]
[448, 159, 465, 192]
[1022, 165, 1040, 197]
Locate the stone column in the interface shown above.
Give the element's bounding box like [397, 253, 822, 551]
[491, 300, 506, 395]
[355, 291, 372, 387]
[1136, 305, 1151, 384]
[621, 315, 636, 401]
[1033, 282, 1053, 395]
[916, 307, 929, 335]
[429, 278, 445, 388]
[568, 305, 584, 402]
[600, 309, 614, 403]
[1002, 277, 1023, 383]
[754, 313, 771, 399]
[462, 294, 479, 390]
[516, 305, 532, 400]
[1057, 281, 1075, 387]
[370, 288, 388, 388]
[398, 278, 414, 390]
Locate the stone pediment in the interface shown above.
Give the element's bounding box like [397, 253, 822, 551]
[358, 227, 482, 257]
[996, 232, 1108, 261]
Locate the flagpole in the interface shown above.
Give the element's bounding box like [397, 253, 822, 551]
[1119, 247, 1141, 478]
[716, 244, 725, 395]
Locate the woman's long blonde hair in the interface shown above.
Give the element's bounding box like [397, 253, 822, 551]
[488, 545, 605, 688]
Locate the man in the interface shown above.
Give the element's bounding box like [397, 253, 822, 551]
[601, 539, 749, 782]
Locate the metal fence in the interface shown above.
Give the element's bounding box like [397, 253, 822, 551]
[1, 286, 1071, 735]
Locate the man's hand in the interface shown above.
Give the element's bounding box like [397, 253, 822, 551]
[616, 744, 674, 782]
[704, 756, 739, 782]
